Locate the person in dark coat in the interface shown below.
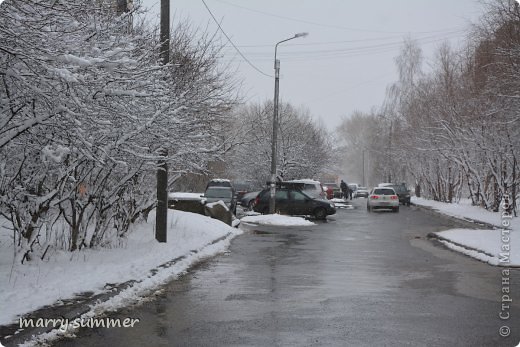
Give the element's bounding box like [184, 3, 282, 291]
[340, 180, 348, 200]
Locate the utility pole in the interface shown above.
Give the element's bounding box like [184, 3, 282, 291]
[269, 33, 308, 214]
[160, 0, 170, 65]
[362, 150, 365, 187]
[269, 58, 280, 214]
[156, 0, 170, 243]
[387, 120, 392, 183]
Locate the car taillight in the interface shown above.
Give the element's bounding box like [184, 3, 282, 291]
[390, 195, 398, 200]
[370, 195, 379, 199]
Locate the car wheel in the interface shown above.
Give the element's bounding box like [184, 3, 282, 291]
[393, 207, 399, 213]
[247, 200, 255, 211]
[314, 207, 327, 220]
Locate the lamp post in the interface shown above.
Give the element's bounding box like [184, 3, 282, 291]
[269, 32, 308, 214]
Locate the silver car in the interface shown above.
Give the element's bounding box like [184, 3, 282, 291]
[367, 187, 399, 212]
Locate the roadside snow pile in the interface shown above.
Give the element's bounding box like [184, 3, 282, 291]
[434, 228, 519, 266]
[330, 198, 346, 203]
[0, 209, 241, 326]
[241, 214, 315, 226]
[412, 197, 519, 266]
[412, 197, 500, 226]
[330, 198, 352, 209]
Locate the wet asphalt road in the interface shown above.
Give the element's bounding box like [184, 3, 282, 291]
[54, 200, 520, 347]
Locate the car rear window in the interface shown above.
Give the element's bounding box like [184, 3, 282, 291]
[207, 180, 232, 188]
[205, 188, 232, 199]
[373, 188, 395, 195]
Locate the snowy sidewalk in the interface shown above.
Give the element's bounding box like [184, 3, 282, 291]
[0, 209, 241, 346]
[411, 197, 519, 267]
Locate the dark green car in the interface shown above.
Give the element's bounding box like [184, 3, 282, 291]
[252, 187, 336, 220]
[388, 183, 411, 206]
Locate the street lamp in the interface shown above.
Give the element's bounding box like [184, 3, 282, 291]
[269, 32, 308, 214]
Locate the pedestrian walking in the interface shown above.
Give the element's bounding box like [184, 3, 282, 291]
[340, 180, 348, 200]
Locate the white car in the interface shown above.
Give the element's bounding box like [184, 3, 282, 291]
[367, 187, 399, 212]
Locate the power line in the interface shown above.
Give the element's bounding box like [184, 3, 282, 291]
[218, 31, 467, 62]
[214, 0, 465, 35]
[227, 33, 458, 48]
[200, 0, 273, 78]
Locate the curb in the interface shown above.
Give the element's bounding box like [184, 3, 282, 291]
[426, 232, 495, 258]
[413, 202, 518, 267]
[0, 232, 234, 347]
[410, 201, 500, 230]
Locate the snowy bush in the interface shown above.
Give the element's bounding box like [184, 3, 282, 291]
[0, 0, 237, 260]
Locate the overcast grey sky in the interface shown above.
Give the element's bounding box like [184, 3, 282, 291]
[140, 0, 484, 131]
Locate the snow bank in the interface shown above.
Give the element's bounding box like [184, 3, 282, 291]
[241, 214, 315, 226]
[412, 197, 519, 266]
[412, 197, 501, 226]
[0, 209, 241, 326]
[435, 228, 520, 266]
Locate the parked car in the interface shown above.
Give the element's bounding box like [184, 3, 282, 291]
[348, 183, 358, 195]
[233, 180, 257, 201]
[389, 183, 411, 206]
[206, 178, 234, 192]
[354, 186, 369, 198]
[367, 187, 399, 212]
[203, 186, 237, 214]
[377, 182, 411, 205]
[240, 191, 260, 210]
[323, 183, 341, 199]
[284, 179, 327, 199]
[253, 186, 336, 220]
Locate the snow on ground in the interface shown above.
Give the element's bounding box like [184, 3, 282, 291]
[435, 228, 519, 266]
[412, 197, 502, 226]
[330, 198, 353, 209]
[0, 209, 241, 327]
[330, 198, 346, 203]
[241, 214, 315, 227]
[412, 197, 519, 266]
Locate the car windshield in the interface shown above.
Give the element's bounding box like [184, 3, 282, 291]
[373, 188, 395, 195]
[205, 188, 232, 199]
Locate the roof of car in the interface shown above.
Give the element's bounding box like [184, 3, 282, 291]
[285, 179, 321, 184]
